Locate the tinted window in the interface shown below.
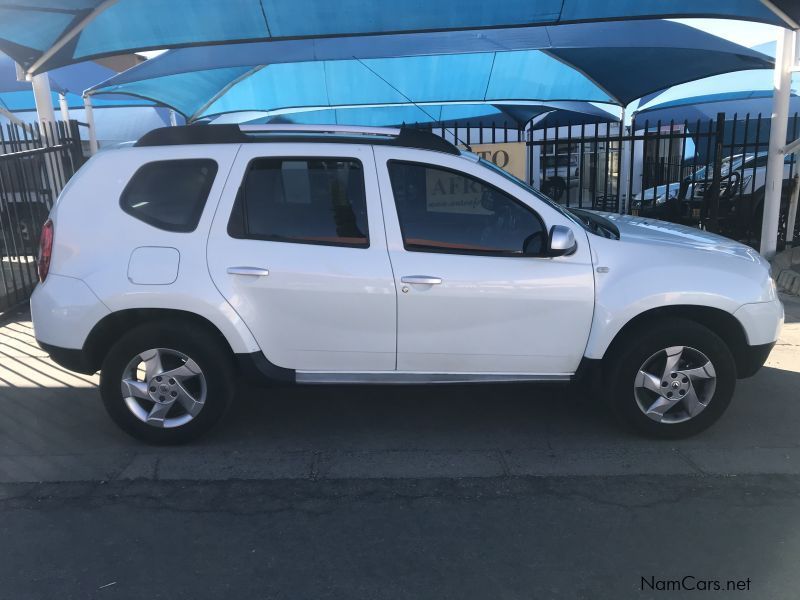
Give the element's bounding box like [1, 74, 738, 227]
[120, 159, 218, 232]
[228, 158, 368, 247]
[388, 161, 546, 256]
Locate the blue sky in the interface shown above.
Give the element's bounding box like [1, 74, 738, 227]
[673, 18, 780, 48]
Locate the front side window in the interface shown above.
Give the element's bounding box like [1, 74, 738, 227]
[228, 158, 368, 247]
[120, 159, 218, 232]
[387, 161, 546, 256]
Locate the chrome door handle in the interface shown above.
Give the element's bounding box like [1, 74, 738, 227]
[227, 266, 270, 277]
[401, 275, 442, 285]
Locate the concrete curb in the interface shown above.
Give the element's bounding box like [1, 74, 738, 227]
[772, 246, 800, 296]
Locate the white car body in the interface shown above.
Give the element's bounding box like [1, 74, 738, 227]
[32, 129, 783, 380]
[28, 125, 784, 440]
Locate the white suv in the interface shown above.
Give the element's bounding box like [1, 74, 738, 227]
[31, 125, 783, 443]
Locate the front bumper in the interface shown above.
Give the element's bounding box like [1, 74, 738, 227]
[732, 298, 783, 378]
[734, 299, 784, 347]
[737, 341, 776, 378]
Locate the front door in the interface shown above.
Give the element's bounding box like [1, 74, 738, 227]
[373, 146, 595, 375]
[207, 143, 396, 372]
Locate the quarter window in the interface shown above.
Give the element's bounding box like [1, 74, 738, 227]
[228, 158, 369, 247]
[387, 161, 546, 256]
[120, 159, 218, 232]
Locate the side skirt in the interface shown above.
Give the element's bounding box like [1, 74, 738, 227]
[236, 352, 577, 386]
[294, 372, 572, 385]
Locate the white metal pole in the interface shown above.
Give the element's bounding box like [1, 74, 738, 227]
[787, 173, 799, 243]
[83, 94, 99, 155]
[31, 73, 61, 202]
[30, 72, 56, 131]
[532, 133, 542, 189]
[0, 106, 26, 127]
[760, 28, 796, 258]
[58, 93, 70, 122]
[619, 108, 631, 213]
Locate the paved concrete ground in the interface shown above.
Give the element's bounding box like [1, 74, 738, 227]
[0, 295, 799, 598]
[0, 256, 36, 313]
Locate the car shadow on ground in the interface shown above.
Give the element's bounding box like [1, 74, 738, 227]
[213, 380, 620, 448]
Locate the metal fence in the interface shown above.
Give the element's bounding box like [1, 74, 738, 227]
[0, 120, 83, 314]
[414, 112, 800, 250]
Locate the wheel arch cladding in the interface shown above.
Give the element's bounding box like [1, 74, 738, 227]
[600, 305, 750, 378]
[83, 309, 235, 374]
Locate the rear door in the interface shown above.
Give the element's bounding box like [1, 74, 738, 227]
[207, 143, 396, 372]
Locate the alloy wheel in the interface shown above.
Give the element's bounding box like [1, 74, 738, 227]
[120, 348, 207, 428]
[633, 345, 717, 424]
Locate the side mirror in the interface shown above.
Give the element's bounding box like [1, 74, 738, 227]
[548, 225, 577, 257]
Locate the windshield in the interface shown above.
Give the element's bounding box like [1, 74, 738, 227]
[476, 158, 588, 231]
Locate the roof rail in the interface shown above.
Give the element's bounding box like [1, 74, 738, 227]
[239, 124, 402, 137]
[135, 124, 460, 155]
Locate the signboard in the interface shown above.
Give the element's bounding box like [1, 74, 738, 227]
[469, 142, 527, 181]
[424, 141, 527, 215]
[425, 169, 489, 214]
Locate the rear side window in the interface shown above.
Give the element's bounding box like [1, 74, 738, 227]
[227, 157, 369, 247]
[120, 159, 218, 232]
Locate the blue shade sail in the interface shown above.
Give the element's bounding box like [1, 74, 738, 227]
[243, 105, 523, 127]
[205, 100, 617, 128]
[86, 21, 773, 122]
[0, 52, 154, 112]
[634, 97, 800, 132]
[633, 37, 800, 126]
[0, 0, 793, 75]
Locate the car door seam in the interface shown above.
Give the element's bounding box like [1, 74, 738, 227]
[371, 146, 400, 371]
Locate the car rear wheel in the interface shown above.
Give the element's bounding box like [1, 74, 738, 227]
[605, 318, 736, 438]
[99, 322, 234, 444]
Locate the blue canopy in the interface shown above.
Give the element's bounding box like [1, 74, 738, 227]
[635, 97, 800, 129]
[204, 100, 617, 128]
[0, 0, 793, 76]
[0, 52, 153, 113]
[634, 41, 800, 125]
[531, 103, 620, 130]
[87, 20, 772, 123]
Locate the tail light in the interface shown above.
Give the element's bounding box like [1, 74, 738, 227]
[37, 219, 53, 283]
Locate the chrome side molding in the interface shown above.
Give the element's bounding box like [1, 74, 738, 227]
[295, 372, 572, 385]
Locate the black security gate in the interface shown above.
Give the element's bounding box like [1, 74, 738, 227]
[414, 112, 800, 250]
[0, 120, 83, 314]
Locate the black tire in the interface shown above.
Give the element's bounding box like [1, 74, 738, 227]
[605, 318, 736, 439]
[99, 321, 235, 444]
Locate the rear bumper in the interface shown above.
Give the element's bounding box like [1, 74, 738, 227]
[30, 274, 110, 350]
[37, 340, 96, 375]
[737, 341, 776, 379]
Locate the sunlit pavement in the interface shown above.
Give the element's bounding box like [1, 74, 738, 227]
[0, 295, 799, 598]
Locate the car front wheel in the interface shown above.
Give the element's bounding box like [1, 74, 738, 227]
[605, 318, 736, 438]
